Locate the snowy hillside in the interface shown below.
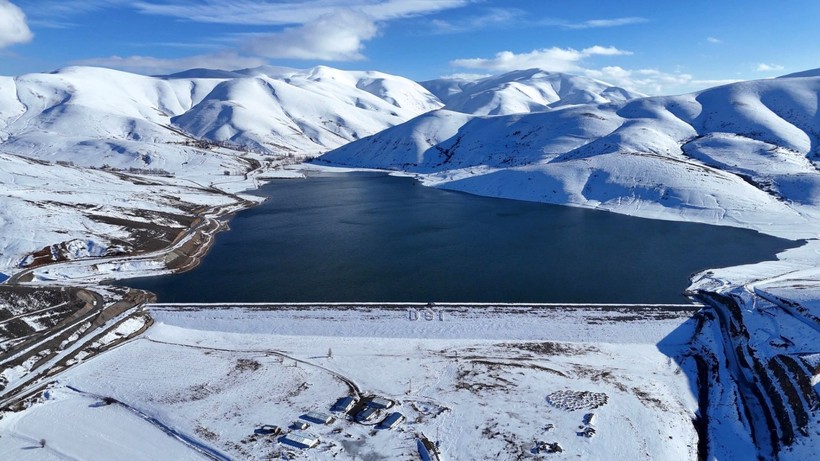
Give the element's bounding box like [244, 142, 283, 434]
[421, 69, 643, 116]
[172, 66, 442, 156]
[778, 67, 820, 79]
[0, 65, 441, 169]
[0, 150, 255, 274]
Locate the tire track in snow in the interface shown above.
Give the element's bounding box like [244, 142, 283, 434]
[64, 385, 230, 461]
[142, 337, 363, 397]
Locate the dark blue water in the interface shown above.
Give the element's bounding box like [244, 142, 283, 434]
[127, 172, 800, 303]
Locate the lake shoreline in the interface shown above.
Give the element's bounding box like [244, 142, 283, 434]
[128, 171, 801, 304]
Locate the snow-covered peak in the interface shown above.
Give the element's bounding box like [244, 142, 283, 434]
[421, 68, 644, 116]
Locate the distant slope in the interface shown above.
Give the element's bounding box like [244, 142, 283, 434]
[778, 67, 820, 78]
[0, 66, 224, 173]
[320, 73, 820, 236]
[421, 69, 643, 116]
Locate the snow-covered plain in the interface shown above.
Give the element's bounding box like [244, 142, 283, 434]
[0, 304, 702, 460]
[0, 385, 209, 461]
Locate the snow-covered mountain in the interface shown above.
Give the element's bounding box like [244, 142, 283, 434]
[320, 73, 820, 235]
[421, 69, 643, 116]
[172, 65, 442, 156]
[0, 65, 442, 173]
[0, 66, 640, 175]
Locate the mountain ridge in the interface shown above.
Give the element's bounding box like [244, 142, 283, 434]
[421, 68, 644, 116]
[0, 65, 443, 172]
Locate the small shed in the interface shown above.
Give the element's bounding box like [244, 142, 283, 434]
[280, 432, 319, 449]
[417, 436, 442, 461]
[257, 424, 281, 435]
[291, 421, 309, 430]
[378, 412, 405, 430]
[369, 397, 393, 409]
[302, 411, 335, 425]
[536, 441, 563, 454]
[332, 396, 356, 413]
[356, 405, 378, 423]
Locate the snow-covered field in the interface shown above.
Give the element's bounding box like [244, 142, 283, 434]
[0, 304, 702, 460]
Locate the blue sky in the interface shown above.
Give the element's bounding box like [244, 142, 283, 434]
[1, 0, 818, 95]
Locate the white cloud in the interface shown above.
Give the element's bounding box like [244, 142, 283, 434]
[561, 16, 648, 29]
[75, 51, 266, 75]
[122, 1, 467, 64]
[246, 9, 378, 61]
[756, 63, 784, 72]
[34, 0, 129, 14]
[31, 1, 470, 66]
[430, 7, 523, 34]
[451, 46, 632, 73]
[584, 66, 689, 94]
[451, 47, 741, 95]
[0, 0, 33, 48]
[133, 0, 470, 25]
[438, 72, 492, 81]
[706, 36, 721, 44]
[582, 45, 632, 56]
[585, 67, 740, 95]
[25, 0, 132, 28]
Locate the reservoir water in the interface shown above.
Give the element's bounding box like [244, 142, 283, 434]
[127, 172, 800, 303]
